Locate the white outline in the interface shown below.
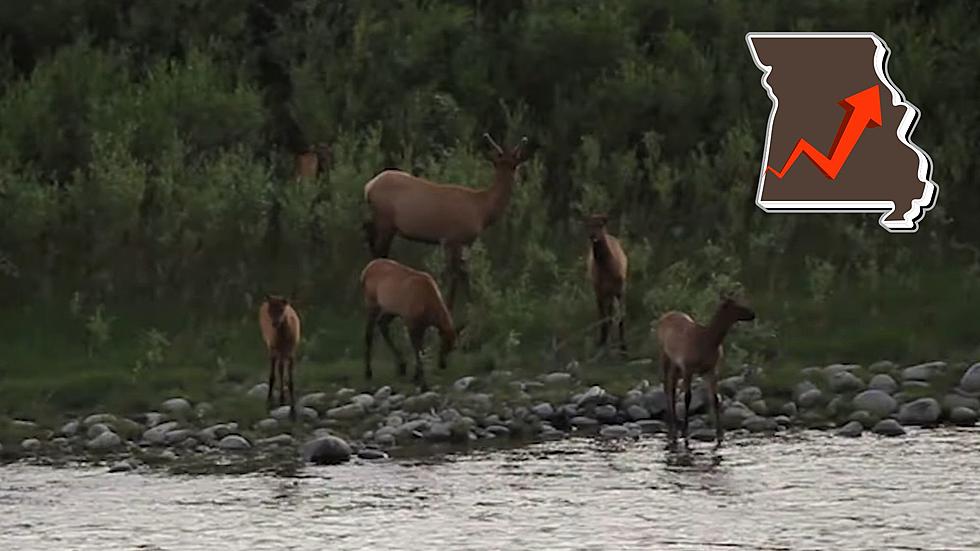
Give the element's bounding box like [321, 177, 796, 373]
[745, 32, 938, 233]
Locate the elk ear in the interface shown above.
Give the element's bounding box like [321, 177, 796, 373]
[483, 132, 504, 155]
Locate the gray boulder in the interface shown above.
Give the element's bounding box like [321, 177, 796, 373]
[218, 435, 251, 450]
[868, 374, 899, 394]
[357, 448, 388, 460]
[637, 419, 666, 433]
[594, 404, 618, 423]
[82, 413, 116, 426]
[901, 361, 946, 382]
[254, 418, 280, 433]
[735, 386, 763, 404]
[778, 402, 798, 417]
[626, 405, 651, 421]
[575, 386, 609, 407]
[645, 388, 668, 416]
[373, 385, 393, 401]
[86, 431, 122, 451]
[829, 371, 865, 393]
[258, 434, 295, 447]
[950, 407, 978, 426]
[452, 376, 477, 392]
[143, 421, 180, 445]
[164, 429, 193, 445]
[298, 392, 329, 410]
[302, 436, 352, 465]
[742, 415, 778, 433]
[847, 410, 876, 428]
[59, 420, 80, 437]
[868, 360, 899, 373]
[350, 393, 375, 409]
[531, 402, 555, 419]
[960, 362, 980, 394]
[247, 383, 269, 399]
[542, 372, 573, 386]
[749, 400, 769, 416]
[599, 425, 631, 439]
[570, 416, 599, 430]
[87, 423, 111, 439]
[718, 376, 744, 397]
[325, 403, 365, 421]
[872, 419, 906, 436]
[21, 438, 41, 451]
[721, 403, 754, 430]
[485, 425, 511, 437]
[823, 363, 861, 377]
[836, 421, 863, 437]
[161, 398, 192, 417]
[852, 389, 897, 418]
[943, 393, 980, 413]
[403, 391, 441, 413]
[108, 461, 133, 473]
[897, 398, 941, 426]
[797, 388, 824, 409]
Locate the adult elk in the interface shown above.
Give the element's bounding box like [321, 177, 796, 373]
[584, 214, 628, 355]
[362, 133, 530, 310]
[258, 295, 302, 421]
[655, 296, 756, 445]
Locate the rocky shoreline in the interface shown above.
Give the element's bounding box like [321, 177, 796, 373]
[2, 359, 979, 472]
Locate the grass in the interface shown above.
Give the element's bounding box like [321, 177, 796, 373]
[1, 265, 979, 425]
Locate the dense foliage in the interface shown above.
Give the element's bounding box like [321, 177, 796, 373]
[1, 0, 978, 402]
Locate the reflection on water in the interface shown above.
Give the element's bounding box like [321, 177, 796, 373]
[2, 429, 979, 550]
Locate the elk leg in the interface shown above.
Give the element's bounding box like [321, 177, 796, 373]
[364, 307, 379, 380]
[616, 295, 627, 356]
[662, 353, 676, 440]
[409, 324, 428, 391]
[445, 244, 465, 312]
[707, 370, 722, 445]
[277, 359, 287, 408]
[266, 354, 277, 409]
[287, 356, 296, 422]
[682, 376, 693, 441]
[364, 219, 395, 258]
[596, 294, 610, 350]
[378, 314, 407, 375]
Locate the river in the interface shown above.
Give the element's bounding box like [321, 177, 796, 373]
[1, 428, 977, 550]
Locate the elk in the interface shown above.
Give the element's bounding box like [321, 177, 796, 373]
[362, 133, 530, 310]
[584, 213, 628, 355]
[361, 258, 459, 390]
[258, 295, 302, 420]
[655, 296, 756, 445]
[294, 143, 332, 181]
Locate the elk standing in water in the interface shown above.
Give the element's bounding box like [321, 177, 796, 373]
[362, 133, 530, 310]
[259, 295, 302, 420]
[361, 258, 459, 391]
[585, 214, 628, 355]
[655, 297, 756, 445]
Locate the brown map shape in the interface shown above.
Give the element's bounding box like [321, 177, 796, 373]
[747, 33, 937, 232]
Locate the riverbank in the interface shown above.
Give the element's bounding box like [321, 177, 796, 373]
[2, 357, 979, 472]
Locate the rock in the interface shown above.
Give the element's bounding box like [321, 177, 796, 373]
[868, 360, 899, 373]
[373, 385, 393, 401]
[829, 371, 865, 393]
[852, 389, 897, 418]
[690, 428, 718, 441]
[424, 422, 453, 442]
[86, 431, 122, 451]
[749, 400, 769, 416]
[254, 418, 280, 433]
[872, 419, 906, 436]
[164, 429, 193, 445]
[824, 363, 861, 377]
[778, 402, 798, 417]
[486, 425, 511, 437]
[156, 450, 179, 462]
[258, 434, 295, 447]
[142, 421, 180, 445]
[901, 361, 946, 381]
[847, 410, 876, 428]
[325, 403, 365, 421]
[960, 363, 980, 393]
[626, 405, 651, 421]
[950, 407, 978, 426]
[721, 403, 754, 430]
[194, 402, 213, 418]
[270, 405, 295, 421]
[576, 386, 608, 407]
[199, 423, 233, 442]
[827, 396, 850, 417]
[718, 376, 744, 397]
[298, 392, 329, 410]
[143, 412, 166, 428]
[570, 416, 599, 430]
[302, 435, 352, 465]
[161, 398, 192, 417]
[82, 413, 116, 426]
[86, 423, 111, 439]
[868, 374, 898, 394]
[298, 407, 319, 422]
[599, 425, 631, 439]
[742, 415, 778, 433]
[531, 403, 555, 419]
[403, 391, 441, 413]
[944, 393, 980, 413]
[59, 420, 80, 437]
[801, 366, 824, 380]
[542, 372, 573, 386]
[637, 420, 666, 433]
[357, 448, 388, 460]
[594, 404, 618, 423]
[51, 437, 70, 447]
[350, 394, 375, 409]
[247, 383, 270, 399]
[21, 438, 41, 451]
[108, 461, 133, 473]
[218, 435, 251, 450]
[735, 386, 763, 404]
[797, 388, 824, 409]
[897, 398, 941, 426]
[793, 380, 818, 400]
[836, 421, 863, 437]
[645, 388, 668, 416]
[902, 380, 931, 391]
[452, 376, 477, 392]
[774, 415, 792, 427]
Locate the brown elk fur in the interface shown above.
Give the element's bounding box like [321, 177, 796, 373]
[361, 258, 458, 390]
[293, 143, 331, 181]
[584, 214, 628, 354]
[655, 297, 756, 444]
[259, 295, 302, 420]
[362, 133, 529, 310]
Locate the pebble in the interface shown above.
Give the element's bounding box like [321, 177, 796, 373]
[836, 421, 863, 437]
[872, 419, 906, 436]
[218, 435, 251, 450]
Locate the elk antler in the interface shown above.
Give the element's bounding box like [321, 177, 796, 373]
[483, 133, 504, 154]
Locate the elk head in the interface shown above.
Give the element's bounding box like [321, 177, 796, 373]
[265, 294, 291, 328]
[484, 133, 530, 172]
[584, 213, 610, 243]
[438, 322, 467, 370]
[718, 293, 756, 322]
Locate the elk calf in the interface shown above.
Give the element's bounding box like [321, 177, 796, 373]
[584, 214, 628, 354]
[294, 143, 331, 181]
[362, 133, 529, 311]
[361, 258, 458, 390]
[655, 297, 756, 444]
[259, 295, 302, 420]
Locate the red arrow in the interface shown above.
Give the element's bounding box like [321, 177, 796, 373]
[767, 84, 883, 180]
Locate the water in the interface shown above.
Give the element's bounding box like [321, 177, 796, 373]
[2, 429, 978, 550]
